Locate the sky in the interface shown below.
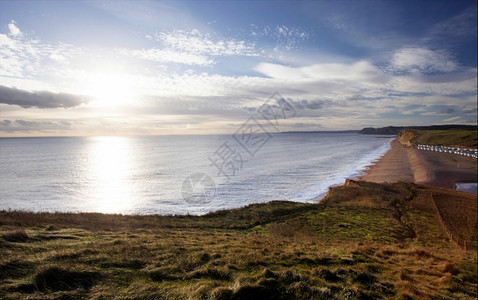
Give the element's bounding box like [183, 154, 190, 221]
[0, 0, 476, 136]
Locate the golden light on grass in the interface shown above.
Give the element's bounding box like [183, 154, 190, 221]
[0, 181, 476, 298]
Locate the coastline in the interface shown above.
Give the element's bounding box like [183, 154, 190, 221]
[1, 137, 477, 299]
[358, 138, 477, 190]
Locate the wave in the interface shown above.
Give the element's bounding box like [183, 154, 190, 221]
[292, 138, 393, 202]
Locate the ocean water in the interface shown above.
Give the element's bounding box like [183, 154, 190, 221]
[0, 133, 392, 215]
[455, 183, 478, 194]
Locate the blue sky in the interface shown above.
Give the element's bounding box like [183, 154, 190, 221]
[0, 0, 476, 136]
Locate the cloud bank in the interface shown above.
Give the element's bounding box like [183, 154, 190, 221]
[0, 85, 89, 109]
[0, 119, 72, 132]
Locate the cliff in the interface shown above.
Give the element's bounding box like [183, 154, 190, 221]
[359, 125, 477, 135]
[397, 129, 477, 148]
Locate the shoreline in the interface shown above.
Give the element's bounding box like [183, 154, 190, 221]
[358, 138, 477, 190]
[1, 136, 474, 216]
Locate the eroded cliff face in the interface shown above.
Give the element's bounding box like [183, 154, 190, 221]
[397, 130, 415, 147]
[397, 129, 477, 148]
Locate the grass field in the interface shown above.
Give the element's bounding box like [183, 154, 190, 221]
[399, 130, 477, 148]
[1, 181, 477, 299]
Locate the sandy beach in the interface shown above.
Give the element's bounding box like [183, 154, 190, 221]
[359, 139, 477, 189]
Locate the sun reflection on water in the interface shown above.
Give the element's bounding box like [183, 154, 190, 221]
[86, 136, 134, 213]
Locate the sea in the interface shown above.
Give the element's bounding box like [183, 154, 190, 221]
[0, 132, 393, 215]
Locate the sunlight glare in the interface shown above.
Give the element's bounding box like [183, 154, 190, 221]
[85, 73, 137, 107]
[87, 136, 134, 213]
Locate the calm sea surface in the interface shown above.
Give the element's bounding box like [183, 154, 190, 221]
[0, 133, 392, 215]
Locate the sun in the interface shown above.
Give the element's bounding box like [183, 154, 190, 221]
[85, 72, 137, 107]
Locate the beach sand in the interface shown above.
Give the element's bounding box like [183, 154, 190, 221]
[359, 139, 477, 189]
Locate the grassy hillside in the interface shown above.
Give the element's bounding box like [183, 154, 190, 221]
[1, 181, 477, 299]
[398, 130, 477, 148]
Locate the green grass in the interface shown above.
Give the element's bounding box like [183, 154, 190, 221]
[1, 181, 476, 299]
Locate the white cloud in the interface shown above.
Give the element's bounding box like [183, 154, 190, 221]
[0, 30, 79, 78]
[325, 16, 348, 31]
[126, 48, 212, 66]
[389, 47, 458, 73]
[7, 21, 21, 37]
[158, 29, 257, 56]
[255, 60, 386, 84]
[0, 33, 14, 47]
[126, 29, 258, 66]
[49, 51, 67, 63]
[271, 26, 309, 50]
[250, 25, 309, 53]
[0, 119, 73, 132]
[425, 6, 477, 44]
[388, 69, 477, 95]
[410, 94, 477, 110]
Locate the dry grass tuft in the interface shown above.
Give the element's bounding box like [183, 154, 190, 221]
[440, 262, 457, 275]
[2, 229, 29, 242]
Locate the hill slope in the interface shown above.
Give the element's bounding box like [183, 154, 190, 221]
[1, 181, 476, 299]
